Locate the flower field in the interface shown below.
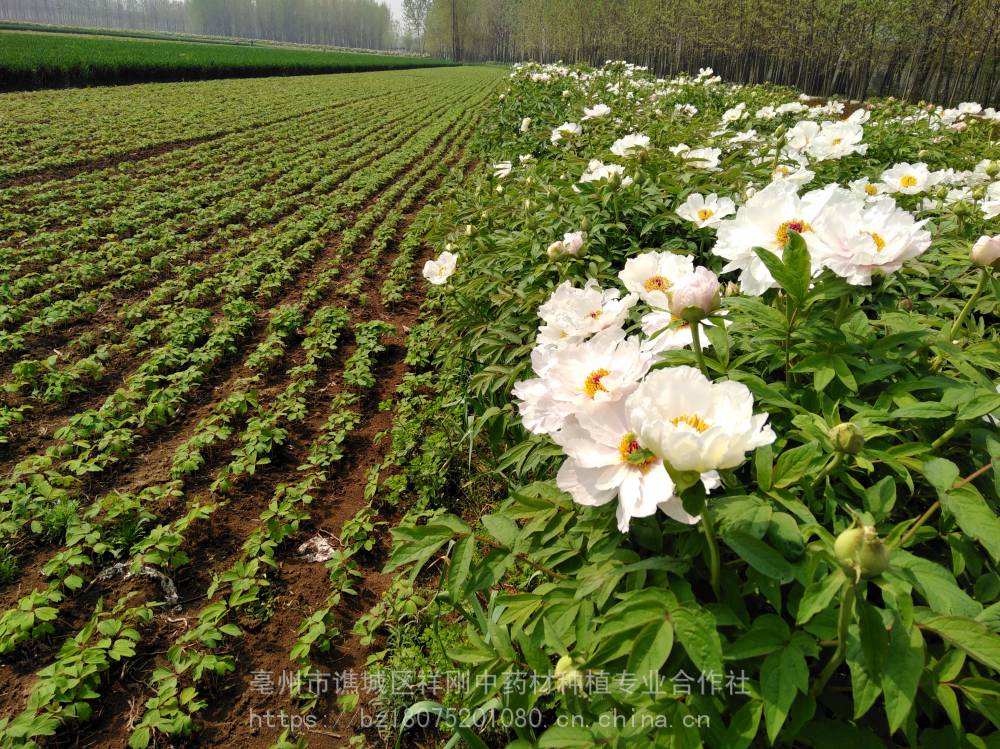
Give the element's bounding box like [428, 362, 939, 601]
[0, 65, 501, 747]
[3, 53, 1000, 749]
[383, 63, 1000, 748]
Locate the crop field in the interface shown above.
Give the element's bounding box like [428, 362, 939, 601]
[0, 29, 452, 90]
[0, 65, 500, 747]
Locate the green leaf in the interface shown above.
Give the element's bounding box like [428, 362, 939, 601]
[448, 535, 475, 600]
[881, 615, 924, 733]
[923, 458, 960, 496]
[773, 442, 821, 489]
[128, 727, 151, 749]
[797, 570, 845, 625]
[761, 645, 807, 742]
[672, 606, 724, 679]
[481, 514, 520, 547]
[782, 231, 812, 302]
[939, 484, 1000, 564]
[626, 617, 673, 679]
[857, 600, 888, 680]
[922, 615, 1000, 672]
[723, 530, 795, 582]
[537, 725, 596, 747]
[723, 699, 763, 749]
[891, 403, 954, 419]
[890, 551, 981, 617]
[864, 476, 896, 520]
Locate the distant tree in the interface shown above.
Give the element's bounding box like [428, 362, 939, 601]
[401, 0, 430, 50]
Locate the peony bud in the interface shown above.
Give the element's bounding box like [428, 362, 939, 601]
[971, 235, 1000, 268]
[830, 422, 865, 454]
[465, 224, 474, 236]
[561, 231, 585, 256]
[669, 267, 720, 321]
[834, 525, 890, 580]
[554, 654, 584, 691]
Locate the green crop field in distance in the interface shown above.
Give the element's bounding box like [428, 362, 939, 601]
[0, 28, 455, 89]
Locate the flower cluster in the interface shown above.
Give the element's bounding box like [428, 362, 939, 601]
[513, 255, 774, 532]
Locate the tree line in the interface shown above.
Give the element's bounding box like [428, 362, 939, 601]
[1, 0, 395, 49]
[413, 0, 1000, 106]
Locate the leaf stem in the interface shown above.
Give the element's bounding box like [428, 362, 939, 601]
[689, 322, 709, 377]
[809, 452, 842, 494]
[811, 581, 855, 697]
[930, 424, 959, 450]
[895, 461, 995, 548]
[949, 267, 990, 340]
[701, 506, 722, 600]
[784, 304, 799, 386]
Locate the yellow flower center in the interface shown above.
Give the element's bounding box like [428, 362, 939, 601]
[583, 368, 611, 399]
[697, 208, 715, 222]
[644, 275, 671, 292]
[589, 309, 603, 319]
[832, 137, 843, 145]
[670, 414, 710, 432]
[864, 184, 878, 196]
[866, 231, 886, 252]
[775, 166, 791, 177]
[775, 219, 812, 246]
[900, 175, 918, 188]
[618, 432, 657, 472]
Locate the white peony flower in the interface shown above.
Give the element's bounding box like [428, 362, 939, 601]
[682, 147, 722, 170]
[711, 181, 842, 295]
[536, 280, 637, 347]
[677, 193, 736, 229]
[422, 251, 458, 285]
[849, 177, 885, 201]
[669, 143, 691, 156]
[610, 132, 650, 158]
[771, 164, 815, 187]
[520, 117, 532, 132]
[880, 162, 941, 195]
[812, 196, 931, 285]
[972, 235, 1000, 268]
[721, 103, 747, 123]
[675, 103, 698, 117]
[776, 102, 807, 115]
[627, 366, 775, 474]
[669, 266, 721, 318]
[583, 103, 612, 120]
[513, 328, 652, 435]
[552, 401, 698, 531]
[551, 122, 582, 145]
[546, 230, 586, 258]
[618, 251, 695, 309]
[493, 161, 513, 178]
[983, 181, 1000, 219]
[785, 120, 821, 152]
[579, 159, 633, 187]
[807, 120, 867, 161]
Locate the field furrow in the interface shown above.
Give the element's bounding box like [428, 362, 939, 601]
[0, 64, 500, 749]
